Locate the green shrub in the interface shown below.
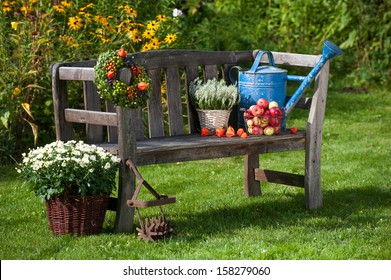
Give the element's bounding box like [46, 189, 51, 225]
[179, 0, 390, 89]
[0, 0, 179, 162]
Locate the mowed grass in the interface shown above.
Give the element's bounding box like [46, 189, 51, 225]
[0, 88, 390, 260]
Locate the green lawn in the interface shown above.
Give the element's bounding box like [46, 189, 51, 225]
[1, 89, 390, 260]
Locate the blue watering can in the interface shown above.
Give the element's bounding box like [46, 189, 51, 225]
[229, 40, 343, 128]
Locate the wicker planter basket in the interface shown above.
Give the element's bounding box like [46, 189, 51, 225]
[197, 109, 231, 132]
[45, 194, 109, 236]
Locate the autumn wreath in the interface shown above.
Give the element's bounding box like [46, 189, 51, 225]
[94, 48, 151, 108]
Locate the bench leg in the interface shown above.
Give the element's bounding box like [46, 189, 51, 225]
[304, 63, 329, 210]
[244, 154, 261, 196]
[305, 128, 323, 210]
[305, 149, 323, 210]
[114, 160, 135, 233]
[114, 107, 137, 233]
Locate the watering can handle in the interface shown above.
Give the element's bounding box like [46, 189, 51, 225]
[229, 66, 242, 86]
[249, 51, 276, 73]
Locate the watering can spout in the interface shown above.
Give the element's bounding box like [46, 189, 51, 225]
[284, 40, 343, 115]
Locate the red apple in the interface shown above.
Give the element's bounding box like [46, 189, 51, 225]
[252, 116, 261, 126]
[260, 119, 269, 128]
[256, 98, 269, 109]
[269, 101, 279, 109]
[260, 112, 270, 128]
[269, 116, 280, 127]
[243, 109, 253, 121]
[275, 108, 284, 119]
[274, 125, 281, 135]
[269, 106, 279, 117]
[250, 105, 264, 117]
[252, 126, 259, 135]
[264, 126, 274, 136]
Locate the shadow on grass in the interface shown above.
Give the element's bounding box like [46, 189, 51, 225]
[170, 185, 391, 241]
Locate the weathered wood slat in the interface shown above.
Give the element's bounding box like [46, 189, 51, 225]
[185, 65, 202, 133]
[83, 81, 103, 143]
[254, 51, 320, 68]
[165, 68, 185, 135]
[135, 132, 306, 165]
[132, 50, 254, 69]
[51, 63, 75, 141]
[204, 65, 219, 80]
[106, 101, 118, 143]
[97, 131, 306, 164]
[147, 69, 165, 138]
[137, 131, 304, 152]
[64, 109, 117, 126]
[56, 51, 319, 81]
[254, 168, 305, 188]
[132, 108, 145, 140]
[59, 67, 95, 81]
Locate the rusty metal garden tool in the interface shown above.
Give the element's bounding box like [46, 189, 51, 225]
[125, 159, 175, 242]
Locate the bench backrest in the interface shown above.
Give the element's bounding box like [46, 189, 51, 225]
[51, 50, 327, 144]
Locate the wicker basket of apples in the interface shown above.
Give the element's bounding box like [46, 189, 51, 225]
[243, 98, 285, 136]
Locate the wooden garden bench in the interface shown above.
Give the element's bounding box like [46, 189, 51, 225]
[51, 49, 330, 233]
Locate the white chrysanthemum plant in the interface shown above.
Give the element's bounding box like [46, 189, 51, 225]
[17, 141, 119, 201]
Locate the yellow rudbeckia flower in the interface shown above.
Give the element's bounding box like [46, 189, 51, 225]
[68, 16, 83, 30]
[156, 15, 167, 22]
[164, 34, 177, 44]
[53, 5, 65, 13]
[11, 22, 19, 30]
[147, 20, 159, 31]
[142, 29, 155, 39]
[61, 1, 72, 8]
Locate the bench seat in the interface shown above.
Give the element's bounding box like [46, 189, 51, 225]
[101, 131, 305, 165]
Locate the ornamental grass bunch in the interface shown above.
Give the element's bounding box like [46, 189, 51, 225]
[16, 141, 120, 201]
[189, 78, 239, 110]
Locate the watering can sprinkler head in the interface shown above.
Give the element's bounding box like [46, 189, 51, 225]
[283, 40, 343, 115]
[323, 40, 344, 60]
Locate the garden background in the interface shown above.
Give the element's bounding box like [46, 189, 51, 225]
[1, 0, 389, 158]
[1, 0, 390, 260]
